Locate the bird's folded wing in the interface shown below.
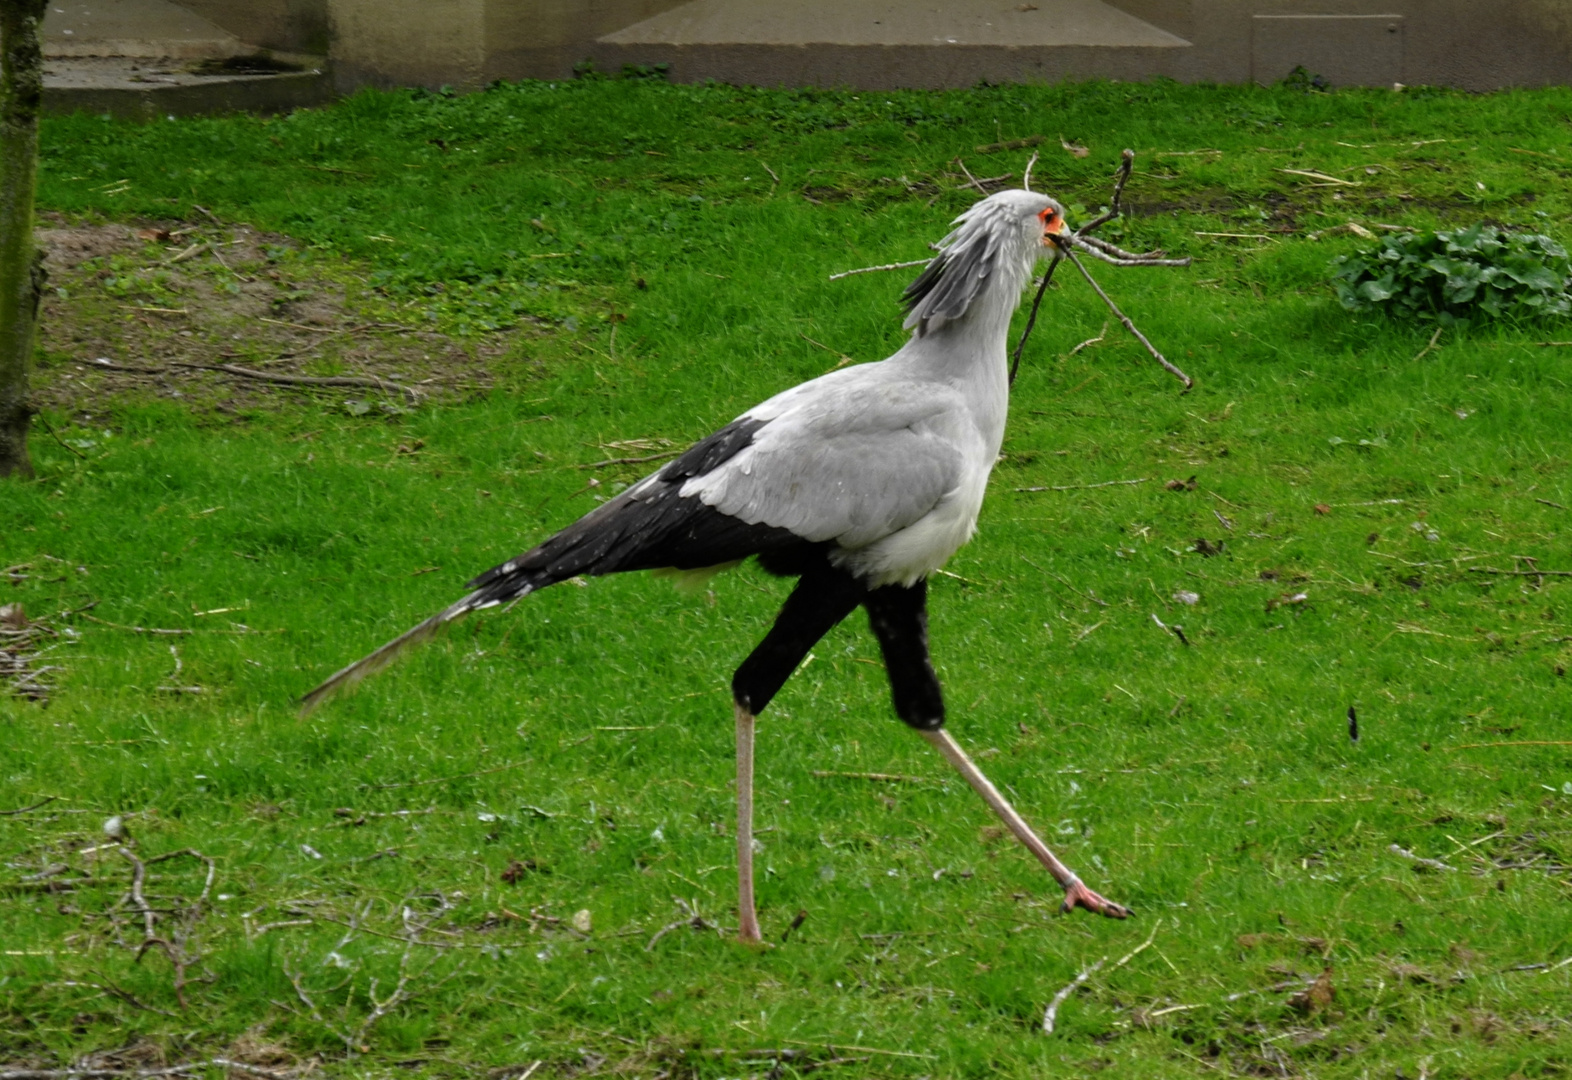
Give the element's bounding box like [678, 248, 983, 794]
[681, 380, 968, 549]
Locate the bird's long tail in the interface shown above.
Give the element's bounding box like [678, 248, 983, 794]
[298, 589, 507, 716]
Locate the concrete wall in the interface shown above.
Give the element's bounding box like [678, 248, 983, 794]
[175, 0, 1572, 94]
[177, 0, 330, 55]
[483, 0, 690, 84]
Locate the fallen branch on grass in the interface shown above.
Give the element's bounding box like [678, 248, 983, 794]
[1389, 844, 1457, 873]
[811, 770, 930, 784]
[645, 897, 722, 951]
[1468, 567, 1572, 577]
[1, 605, 70, 703]
[0, 1060, 294, 1080]
[827, 258, 931, 282]
[0, 796, 58, 816]
[1043, 921, 1160, 1035]
[1067, 322, 1108, 356]
[117, 846, 216, 1008]
[87, 358, 419, 402]
[1015, 477, 1149, 493]
[1044, 957, 1106, 1034]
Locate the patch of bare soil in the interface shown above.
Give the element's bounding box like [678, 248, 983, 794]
[31, 213, 517, 419]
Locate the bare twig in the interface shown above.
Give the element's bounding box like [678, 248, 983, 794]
[975, 134, 1045, 154]
[1389, 844, 1457, 873]
[1074, 243, 1191, 268]
[811, 770, 929, 783]
[1015, 477, 1149, 493]
[1067, 323, 1108, 356]
[1077, 235, 1173, 261]
[34, 414, 88, 460]
[1277, 168, 1360, 186]
[176, 363, 419, 401]
[88, 358, 418, 401]
[1411, 326, 1444, 362]
[577, 449, 683, 470]
[1077, 149, 1135, 233]
[0, 795, 58, 815]
[827, 258, 931, 282]
[1010, 261, 1058, 385]
[646, 897, 721, 951]
[78, 613, 191, 636]
[1151, 613, 1191, 646]
[953, 158, 987, 194]
[1021, 149, 1040, 192]
[1451, 740, 1572, 750]
[1468, 567, 1572, 577]
[1044, 956, 1106, 1034]
[1057, 245, 1193, 390]
[54, 977, 177, 1018]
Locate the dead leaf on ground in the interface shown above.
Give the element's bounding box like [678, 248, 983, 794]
[1061, 136, 1090, 159]
[1287, 966, 1334, 1015]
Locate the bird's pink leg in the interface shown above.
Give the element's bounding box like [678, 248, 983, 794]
[920, 728, 1129, 919]
[735, 703, 763, 942]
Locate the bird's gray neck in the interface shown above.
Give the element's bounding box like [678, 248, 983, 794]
[897, 254, 1035, 393]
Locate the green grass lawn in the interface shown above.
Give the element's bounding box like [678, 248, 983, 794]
[4, 76, 1572, 1078]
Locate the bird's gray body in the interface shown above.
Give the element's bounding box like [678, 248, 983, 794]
[301, 189, 1059, 712]
[659, 189, 1048, 586]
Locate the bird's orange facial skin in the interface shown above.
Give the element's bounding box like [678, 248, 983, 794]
[1038, 206, 1065, 243]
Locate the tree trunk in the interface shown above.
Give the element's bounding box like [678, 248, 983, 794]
[0, 0, 48, 479]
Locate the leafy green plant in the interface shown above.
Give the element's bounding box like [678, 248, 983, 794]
[1332, 224, 1572, 324]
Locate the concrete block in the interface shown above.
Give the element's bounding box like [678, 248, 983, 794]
[1252, 14, 1403, 88]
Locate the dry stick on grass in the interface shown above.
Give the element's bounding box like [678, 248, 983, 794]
[1015, 477, 1149, 493]
[953, 158, 987, 194]
[1043, 920, 1161, 1034]
[811, 770, 929, 783]
[34, 414, 88, 460]
[173, 362, 420, 401]
[1043, 956, 1106, 1035]
[1452, 740, 1572, 750]
[0, 1061, 294, 1078]
[1067, 323, 1108, 356]
[645, 897, 721, 951]
[975, 134, 1046, 154]
[1411, 326, 1444, 362]
[1389, 843, 1457, 873]
[88, 358, 419, 402]
[827, 257, 931, 282]
[577, 449, 683, 469]
[79, 613, 191, 635]
[0, 795, 57, 815]
[1468, 566, 1572, 577]
[116, 846, 216, 1009]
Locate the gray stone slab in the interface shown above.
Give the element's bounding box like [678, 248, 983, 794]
[43, 0, 241, 58]
[602, 0, 1190, 49]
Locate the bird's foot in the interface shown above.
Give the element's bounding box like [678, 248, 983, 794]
[1061, 878, 1130, 919]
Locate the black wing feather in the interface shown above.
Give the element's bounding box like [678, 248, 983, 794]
[302, 415, 812, 713]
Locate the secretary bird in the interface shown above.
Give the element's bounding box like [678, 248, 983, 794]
[302, 188, 1131, 939]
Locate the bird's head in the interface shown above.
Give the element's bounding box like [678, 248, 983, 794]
[903, 189, 1067, 336]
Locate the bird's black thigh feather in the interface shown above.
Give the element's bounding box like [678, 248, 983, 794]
[864, 580, 945, 730]
[732, 560, 865, 715]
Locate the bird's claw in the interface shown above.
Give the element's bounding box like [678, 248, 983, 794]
[1060, 879, 1131, 919]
